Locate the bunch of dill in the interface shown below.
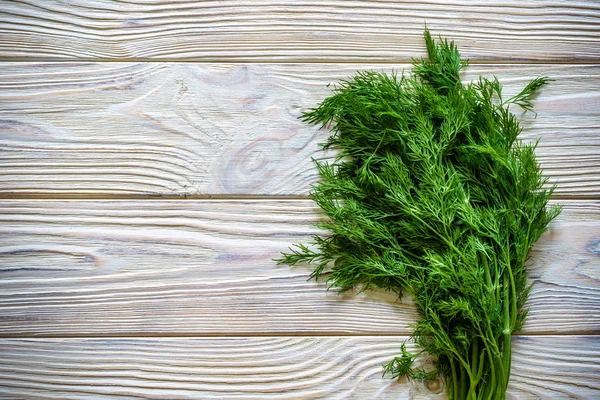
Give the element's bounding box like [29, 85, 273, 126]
[277, 29, 560, 399]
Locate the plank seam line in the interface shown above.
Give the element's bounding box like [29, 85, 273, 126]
[0, 332, 596, 339]
[0, 195, 596, 201]
[0, 59, 599, 66]
[0, 195, 314, 201]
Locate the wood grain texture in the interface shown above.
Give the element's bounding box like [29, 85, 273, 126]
[0, 336, 597, 399]
[1, 63, 598, 197]
[0, 199, 597, 337]
[1, 1, 599, 62]
[1, 2, 597, 398]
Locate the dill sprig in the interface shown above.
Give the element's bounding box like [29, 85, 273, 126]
[277, 29, 561, 400]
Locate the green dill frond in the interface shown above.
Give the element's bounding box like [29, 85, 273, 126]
[505, 76, 553, 114]
[276, 27, 559, 400]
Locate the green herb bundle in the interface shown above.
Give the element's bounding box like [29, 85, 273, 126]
[278, 29, 560, 400]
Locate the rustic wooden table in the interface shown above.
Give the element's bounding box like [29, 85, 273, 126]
[0, 1, 599, 399]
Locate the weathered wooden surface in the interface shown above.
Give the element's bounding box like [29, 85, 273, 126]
[1, 2, 599, 398]
[1, 63, 598, 197]
[1, 1, 599, 62]
[0, 336, 597, 400]
[0, 199, 597, 337]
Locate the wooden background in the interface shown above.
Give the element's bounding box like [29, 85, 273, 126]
[0, 1, 599, 399]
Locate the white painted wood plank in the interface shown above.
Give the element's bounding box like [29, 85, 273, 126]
[1, 1, 599, 62]
[0, 336, 597, 399]
[0, 200, 597, 336]
[1, 63, 598, 197]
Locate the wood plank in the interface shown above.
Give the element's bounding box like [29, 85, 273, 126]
[0, 200, 598, 336]
[0, 336, 597, 399]
[1, 1, 599, 62]
[1, 63, 598, 197]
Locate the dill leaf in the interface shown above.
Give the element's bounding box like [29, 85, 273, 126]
[277, 28, 560, 400]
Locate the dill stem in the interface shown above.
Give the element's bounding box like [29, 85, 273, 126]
[481, 369, 493, 400]
[482, 334, 497, 400]
[504, 246, 518, 329]
[469, 337, 480, 395]
[502, 271, 513, 398]
[471, 338, 479, 379]
[459, 362, 468, 399]
[450, 358, 459, 400]
[502, 334, 512, 399]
